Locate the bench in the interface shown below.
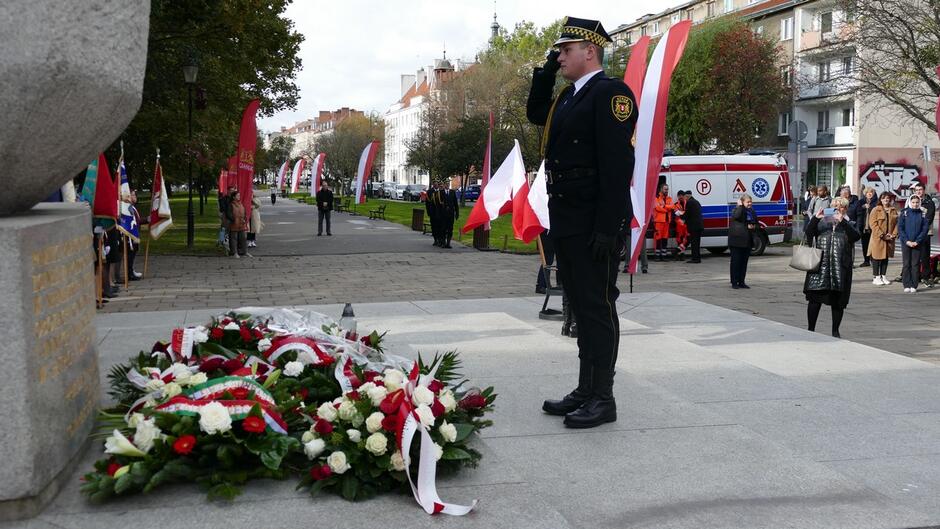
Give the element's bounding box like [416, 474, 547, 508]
[335, 198, 352, 213]
[368, 204, 387, 220]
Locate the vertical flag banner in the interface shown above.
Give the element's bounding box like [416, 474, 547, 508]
[628, 21, 691, 274]
[81, 158, 99, 205]
[354, 141, 380, 204]
[218, 169, 227, 194]
[92, 152, 118, 229]
[623, 36, 651, 103]
[290, 158, 306, 194]
[236, 99, 261, 217]
[149, 154, 173, 240]
[227, 155, 237, 194]
[117, 154, 140, 243]
[461, 139, 526, 233]
[518, 160, 551, 243]
[310, 153, 326, 196]
[277, 160, 289, 191]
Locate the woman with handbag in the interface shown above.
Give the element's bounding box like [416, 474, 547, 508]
[867, 192, 898, 286]
[804, 197, 860, 338]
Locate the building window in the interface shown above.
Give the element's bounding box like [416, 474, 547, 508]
[780, 65, 791, 86]
[780, 17, 794, 40]
[641, 25, 648, 36]
[671, 13, 680, 24]
[652, 21, 660, 35]
[818, 61, 831, 82]
[841, 107, 854, 126]
[707, 1, 716, 17]
[817, 110, 830, 131]
[685, 8, 694, 20]
[842, 56, 853, 74]
[724, 0, 734, 12]
[820, 11, 833, 33]
[779, 112, 791, 136]
[624, 32, 632, 45]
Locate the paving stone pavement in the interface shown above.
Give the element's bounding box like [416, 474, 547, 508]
[107, 197, 940, 363]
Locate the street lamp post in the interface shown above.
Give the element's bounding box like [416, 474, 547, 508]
[183, 57, 198, 248]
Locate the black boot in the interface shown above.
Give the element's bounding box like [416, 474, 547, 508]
[543, 359, 592, 416]
[568, 320, 578, 338]
[564, 367, 616, 428]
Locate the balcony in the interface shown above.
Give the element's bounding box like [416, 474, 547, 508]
[798, 77, 857, 100]
[814, 126, 855, 146]
[799, 23, 857, 53]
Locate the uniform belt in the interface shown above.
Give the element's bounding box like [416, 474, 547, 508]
[545, 168, 596, 184]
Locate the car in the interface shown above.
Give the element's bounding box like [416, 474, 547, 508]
[379, 182, 397, 198]
[392, 184, 408, 200]
[403, 184, 427, 202]
[457, 185, 481, 201]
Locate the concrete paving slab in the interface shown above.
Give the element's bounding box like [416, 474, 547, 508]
[825, 454, 940, 519]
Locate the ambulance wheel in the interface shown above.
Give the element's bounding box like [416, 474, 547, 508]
[750, 231, 768, 256]
[706, 247, 727, 255]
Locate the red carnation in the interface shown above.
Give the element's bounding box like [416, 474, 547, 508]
[298, 388, 309, 401]
[173, 434, 197, 455]
[199, 357, 224, 373]
[428, 379, 444, 393]
[242, 416, 266, 434]
[221, 317, 233, 325]
[314, 418, 334, 435]
[459, 393, 487, 411]
[239, 326, 253, 342]
[106, 461, 121, 476]
[360, 334, 372, 347]
[431, 399, 445, 417]
[222, 358, 244, 374]
[310, 464, 332, 481]
[209, 327, 224, 340]
[230, 387, 250, 400]
[345, 391, 361, 401]
[363, 370, 381, 383]
[381, 414, 399, 432]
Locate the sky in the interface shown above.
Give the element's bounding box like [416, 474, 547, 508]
[259, 0, 677, 133]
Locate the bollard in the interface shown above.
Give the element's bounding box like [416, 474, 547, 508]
[502, 234, 508, 251]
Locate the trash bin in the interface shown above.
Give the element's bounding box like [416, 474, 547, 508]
[411, 208, 424, 231]
[473, 226, 489, 249]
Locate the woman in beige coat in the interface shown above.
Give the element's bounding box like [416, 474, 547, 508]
[248, 195, 264, 248]
[867, 191, 899, 285]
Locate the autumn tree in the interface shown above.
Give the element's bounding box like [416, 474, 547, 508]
[314, 114, 384, 194]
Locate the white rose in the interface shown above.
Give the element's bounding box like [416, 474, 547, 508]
[349, 413, 364, 428]
[127, 413, 145, 428]
[390, 450, 406, 471]
[438, 420, 457, 443]
[412, 385, 435, 407]
[304, 438, 326, 460]
[167, 363, 191, 383]
[346, 429, 362, 443]
[383, 369, 405, 391]
[257, 338, 272, 352]
[144, 378, 165, 392]
[223, 321, 240, 331]
[337, 400, 358, 421]
[187, 372, 208, 386]
[163, 382, 182, 399]
[301, 431, 315, 443]
[367, 385, 388, 407]
[284, 361, 303, 377]
[327, 451, 351, 474]
[198, 401, 233, 434]
[104, 430, 146, 457]
[358, 382, 375, 393]
[193, 326, 209, 344]
[365, 412, 384, 433]
[317, 402, 338, 422]
[433, 443, 443, 461]
[415, 404, 435, 428]
[134, 419, 162, 453]
[364, 432, 388, 456]
[439, 390, 457, 413]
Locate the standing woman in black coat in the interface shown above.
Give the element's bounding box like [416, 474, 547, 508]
[728, 194, 757, 288]
[804, 196, 860, 338]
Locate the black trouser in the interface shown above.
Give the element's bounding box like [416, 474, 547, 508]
[318, 209, 331, 235]
[860, 231, 871, 263]
[902, 245, 922, 288]
[807, 301, 844, 335]
[247, 232, 256, 241]
[553, 234, 620, 399]
[729, 246, 750, 285]
[872, 258, 888, 276]
[689, 230, 702, 261]
[441, 216, 454, 245]
[920, 238, 932, 280]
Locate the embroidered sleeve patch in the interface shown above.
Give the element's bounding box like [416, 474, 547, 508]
[611, 95, 633, 122]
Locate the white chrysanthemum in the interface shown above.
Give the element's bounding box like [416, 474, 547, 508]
[163, 382, 182, 399]
[284, 361, 304, 377]
[304, 438, 326, 459]
[186, 372, 208, 386]
[133, 419, 162, 453]
[438, 420, 457, 443]
[193, 326, 209, 344]
[257, 338, 272, 352]
[167, 363, 192, 383]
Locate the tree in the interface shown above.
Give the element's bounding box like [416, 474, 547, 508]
[314, 114, 384, 194]
[263, 135, 295, 183]
[110, 0, 303, 191]
[838, 0, 939, 132]
[405, 103, 447, 184]
[666, 19, 789, 153]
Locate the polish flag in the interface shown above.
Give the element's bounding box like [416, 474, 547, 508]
[461, 139, 526, 233]
[627, 21, 691, 274]
[290, 158, 305, 194]
[517, 160, 550, 243]
[623, 36, 650, 103]
[355, 141, 380, 205]
[310, 152, 326, 195]
[276, 160, 289, 190]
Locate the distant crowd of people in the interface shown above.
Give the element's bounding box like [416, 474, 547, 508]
[218, 188, 263, 258]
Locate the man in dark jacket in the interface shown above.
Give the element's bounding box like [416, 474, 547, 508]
[683, 191, 704, 263]
[909, 183, 936, 286]
[440, 186, 459, 248]
[316, 182, 334, 236]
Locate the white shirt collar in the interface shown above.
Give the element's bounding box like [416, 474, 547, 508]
[573, 69, 603, 95]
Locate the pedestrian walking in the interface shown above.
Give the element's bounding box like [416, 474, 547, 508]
[899, 193, 930, 292]
[802, 186, 817, 217]
[247, 195, 263, 248]
[867, 191, 898, 285]
[527, 16, 636, 428]
[316, 182, 334, 236]
[803, 197, 859, 338]
[226, 190, 249, 258]
[652, 183, 674, 261]
[440, 186, 459, 248]
[729, 194, 756, 289]
[684, 190, 704, 264]
[857, 186, 877, 267]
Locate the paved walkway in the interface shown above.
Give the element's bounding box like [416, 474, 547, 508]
[107, 197, 940, 363]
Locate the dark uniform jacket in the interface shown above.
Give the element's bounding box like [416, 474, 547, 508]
[527, 69, 637, 238]
[316, 189, 334, 211]
[683, 196, 704, 233]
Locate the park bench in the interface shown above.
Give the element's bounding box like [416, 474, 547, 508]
[335, 198, 352, 212]
[368, 204, 387, 220]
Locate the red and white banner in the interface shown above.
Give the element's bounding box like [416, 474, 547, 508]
[627, 22, 691, 274]
[149, 154, 173, 240]
[516, 160, 550, 243]
[236, 99, 261, 218]
[461, 139, 526, 233]
[276, 160, 289, 191]
[354, 141, 380, 205]
[623, 36, 650, 102]
[310, 153, 326, 196]
[290, 158, 305, 194]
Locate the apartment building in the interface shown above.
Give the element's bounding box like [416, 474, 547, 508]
[266, 108, 365, 159]
[609, 0, 939, 198]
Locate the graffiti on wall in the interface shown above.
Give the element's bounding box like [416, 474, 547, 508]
[860, 162, 926, 199]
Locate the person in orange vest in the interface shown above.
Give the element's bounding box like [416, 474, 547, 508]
[652, 182, 674, 261]
[673, 190, 689, 261]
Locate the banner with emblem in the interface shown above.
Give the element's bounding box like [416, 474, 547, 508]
[116, 150, 140, 243]
[235, 99, 261, 217]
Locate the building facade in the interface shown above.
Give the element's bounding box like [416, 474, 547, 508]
[265, 108, 365, 159]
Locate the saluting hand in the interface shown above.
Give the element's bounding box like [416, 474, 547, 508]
[542, 50, 560, 75]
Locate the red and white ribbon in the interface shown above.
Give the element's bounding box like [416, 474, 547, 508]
[266, 336, 334, 366]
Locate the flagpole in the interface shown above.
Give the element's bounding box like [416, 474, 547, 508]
[122, 233, 129, 290]
[143, 236, 150, 278]
[96, 235, 104, 308]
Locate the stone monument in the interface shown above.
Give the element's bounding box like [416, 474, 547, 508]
[0, 0, 149, 519]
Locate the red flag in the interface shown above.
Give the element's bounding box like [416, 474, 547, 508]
[511, 177, 530, 240]
[518, 161, 550, 243]
[462, 140, 525, 233]
[149, 155, 173, 239]
[462, 112, 496, 234]
[354, 141, 380, 204]
[218, 169, 227, 194]
[93, 153, 118, 222]
[623, 36, 650, 106]
[236, 99, 261, 217]
[227, 155, 237, 193]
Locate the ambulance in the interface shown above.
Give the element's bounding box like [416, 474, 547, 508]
[656, 154, 793, 255]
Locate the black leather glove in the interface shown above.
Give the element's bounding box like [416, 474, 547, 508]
[542, 50, 560, 75]
[590, 232, 618, 261]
